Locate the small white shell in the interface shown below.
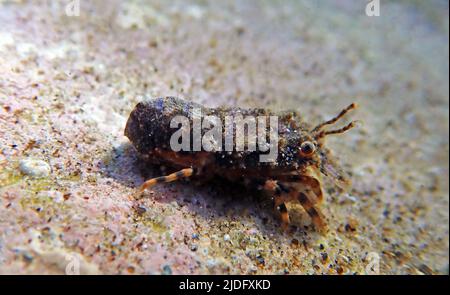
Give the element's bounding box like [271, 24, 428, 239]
[19, 158, 51, 178]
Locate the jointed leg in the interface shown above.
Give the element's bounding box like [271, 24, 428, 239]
[264, 180, 292, 230]
[273, 174, 324, 204]
[298, 192, 328, 233]
[274, 193, 290, 230]
[139, 168, 194, 193]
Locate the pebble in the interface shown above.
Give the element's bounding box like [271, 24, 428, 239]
[224, 234, 231, 242]
[343, 194, 358, 202]
[207, 259, 218, 268]
[162, 265, 172, 275]
[22, 252, 34, 262]
[247, 228, 258, 235]
[19, 158, 50, 177]
[256, 255, 265, 266]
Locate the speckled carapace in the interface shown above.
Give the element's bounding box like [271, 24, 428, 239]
[125, 97, 358, 233]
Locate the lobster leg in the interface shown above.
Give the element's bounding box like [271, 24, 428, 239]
[264, 179, 328, 233]
[274, 174, 323, 204]
[274, 197, 290, 230]
[297, 192, 328, 233]
[139, 168, 194, 193]
[264, 180, 292, 230]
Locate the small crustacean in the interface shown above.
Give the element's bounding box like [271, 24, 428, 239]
[124, 97, 358, 233]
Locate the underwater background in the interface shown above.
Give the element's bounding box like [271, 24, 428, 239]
[0, 0, 448, 274]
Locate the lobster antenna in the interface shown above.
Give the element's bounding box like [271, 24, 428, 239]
[311, 103, 358, 134]
[314, 120, 360, 140]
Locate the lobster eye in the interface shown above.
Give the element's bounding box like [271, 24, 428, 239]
[300, 141, 316, 156]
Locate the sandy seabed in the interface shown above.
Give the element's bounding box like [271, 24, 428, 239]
[0, 0, 448, 274]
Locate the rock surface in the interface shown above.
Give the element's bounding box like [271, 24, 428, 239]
[0, 0, 448, 274]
